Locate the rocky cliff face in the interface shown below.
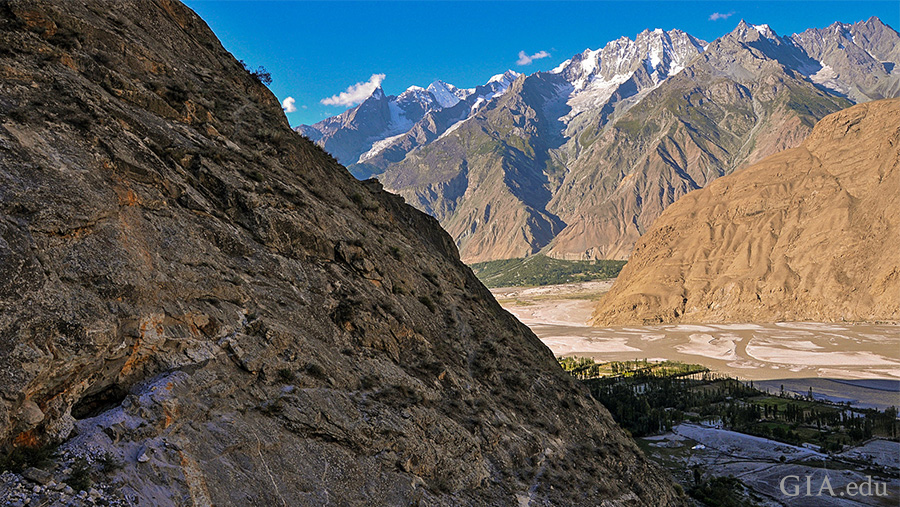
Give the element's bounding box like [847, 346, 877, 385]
[592, 98, 900, 325]
[0, 0, 682, 504]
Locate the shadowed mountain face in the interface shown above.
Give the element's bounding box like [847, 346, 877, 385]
[304, 18, 900, 263]
[0, 0, 683, 504]
[592, 98, 900, 325]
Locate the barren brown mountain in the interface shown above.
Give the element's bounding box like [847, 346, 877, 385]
[593, 98, 900, 325]
[0, 0, 682, 505]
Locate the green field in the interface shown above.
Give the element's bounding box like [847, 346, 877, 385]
[469, 255, 626, 288]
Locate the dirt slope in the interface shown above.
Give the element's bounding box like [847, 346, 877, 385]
[593, 98, 900, 325]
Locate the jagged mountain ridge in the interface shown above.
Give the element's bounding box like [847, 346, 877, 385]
[0, 0, 682, 505]
[592, 98, 900, 325]
[297, 70, 520, 171]
[305, 17, 900, 263]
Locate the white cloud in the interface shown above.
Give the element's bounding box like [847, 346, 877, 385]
[709, 11, 735, 21]
[321, 74, 385, 106]
[281, 96, 297, 113]
[516, 50, 551, 66]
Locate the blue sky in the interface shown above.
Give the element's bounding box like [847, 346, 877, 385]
[182, 1, 900, 127]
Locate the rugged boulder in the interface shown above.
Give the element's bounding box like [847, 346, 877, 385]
[593, 98, 900, 325]
[0, 0, 681, 504]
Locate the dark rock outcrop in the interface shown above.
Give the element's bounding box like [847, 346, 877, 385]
[0, 0, 681, 504]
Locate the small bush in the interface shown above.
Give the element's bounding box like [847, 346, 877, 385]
[304, 362, 327, 380]
[418, 296, 436, 313]
[98, 451, 122, 473]
[240, 60, 272, 85]
[66, 457, 93, 492]
[276, 368, 295, 383]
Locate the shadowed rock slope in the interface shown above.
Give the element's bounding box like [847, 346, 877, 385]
[593, 98, 900, 325]
[0, 0, 682, 504]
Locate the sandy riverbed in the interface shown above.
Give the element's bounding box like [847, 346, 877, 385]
[492, 282, 900, 382]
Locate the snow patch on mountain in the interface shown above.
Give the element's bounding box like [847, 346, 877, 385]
[427, 80, 471, 108]
[807, 64, 850, 95]
[438, 117, 470, 140]
[489, 70, 521, 84]
[550, 59, 571, 74]
[358, 132, 408, 163]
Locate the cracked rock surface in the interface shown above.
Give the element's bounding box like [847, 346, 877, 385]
[0, 0, 683, 504]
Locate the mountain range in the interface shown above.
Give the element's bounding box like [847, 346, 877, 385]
[300, 17, 900, 263]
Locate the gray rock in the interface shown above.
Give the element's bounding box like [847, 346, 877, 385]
[16, 401, 44, 429]
[21, 468, 52, 486]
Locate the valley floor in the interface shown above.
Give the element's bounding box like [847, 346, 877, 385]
[491, 281, 900, 407]
[493, 281, 900, 505]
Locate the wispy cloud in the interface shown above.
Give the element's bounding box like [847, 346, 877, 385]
[709, 11, 735, 21]
[281, 97, 297, 113]
[321, 74, 385, 106]
[516, 50, 551, 66]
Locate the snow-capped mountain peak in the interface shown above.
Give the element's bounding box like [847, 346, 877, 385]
[753, 23, 777, 39]
[489, 70, 521, 84]
[553, 27, 706, 92]
[397, 85, 435, 106]
[427, 80, 473, 108]
[731, 19, 782, 43]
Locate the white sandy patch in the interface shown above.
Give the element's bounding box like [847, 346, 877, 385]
[752, 339, 823, 351]
[504, 300, 594, 327]
[866, 368, 900, 379]
[860, 333, 900, 342]
[676, 333, 739, 360]
[727, 360, 770, 370]
[539, 335, 642, 355]
[668, 324, 717, 332]
[709, 323, 763, 330]
[773, 322, 848, 332]
[746, 344, 900, 366]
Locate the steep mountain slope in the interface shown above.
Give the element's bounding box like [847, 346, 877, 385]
[310, 18, 899, 264]
[592, 98, 900, 325]
[0, 0, 682, 505]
